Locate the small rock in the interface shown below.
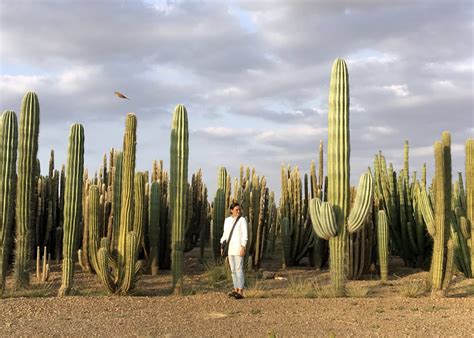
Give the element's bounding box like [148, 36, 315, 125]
[262, 271, 275, 279]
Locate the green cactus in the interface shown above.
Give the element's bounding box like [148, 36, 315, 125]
[309, 59, 373, 296]
[149, 181, 161, 275]
[280, 165, 318, 267]
[58, 123, 85, 296]
[419, 132, 455, 295]
[14, 91, 40, 288]
[91, 114, 143, 295]
[88, 185, 100, 274]
[112, 150, 123, 252]
[466, 139, 474, 275]
[377, 210, 389, 281]
[170, 104, 188, 294]
[212, 167, 227, 260]
[0, 111, 18, 294]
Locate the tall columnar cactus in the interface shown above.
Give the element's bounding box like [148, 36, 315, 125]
[466, 139, 474, 275]
[0, 111, 18, 294]
[112, 150, 123, 251]
[212, 167, 227, 259]
[15, 91, 40, 288]
[118, 115, 137, 267]
[59, 124, 85, 296]
[377, 210, 389, 281]
[149, 181, 161, 275]
[170, 104, 188, 294]
[419, 132, 455, 296]
[309, 59, 373, 296]
[87, 185, 100, 274]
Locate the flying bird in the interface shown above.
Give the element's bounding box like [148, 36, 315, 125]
[114, 91, 130, 100]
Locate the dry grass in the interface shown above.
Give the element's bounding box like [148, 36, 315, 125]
[397, 279, 428, 298]
[203, 261, 228, 288]
[346, 284, 373, 298]
[284, 276, 336, 298]
[2, 281, 57, 298]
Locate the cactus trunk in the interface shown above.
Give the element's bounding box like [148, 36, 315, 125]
[170, 104, 188, 294]
[327, 59, 350, 297]
[59, 124, 84, 296]
[14, 92, 40, 288]
[0, 111, 18, 294]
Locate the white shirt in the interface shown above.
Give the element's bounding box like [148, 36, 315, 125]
[220, 216, 248, 256]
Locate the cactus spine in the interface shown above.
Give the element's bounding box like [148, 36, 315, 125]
[170, 104, 188, 294]
[14, 91, 40, 288]
[59, 123, 85, 296]
[0, 111, 18, 294]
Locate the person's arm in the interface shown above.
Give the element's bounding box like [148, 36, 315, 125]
[220, 218, 228, 244]
[239, 217, 248, 256]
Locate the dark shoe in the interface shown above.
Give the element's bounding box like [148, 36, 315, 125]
[234, 293, 244, 299]
[228, 291, 237, 297]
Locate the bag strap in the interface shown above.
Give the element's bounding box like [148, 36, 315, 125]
[227, 215, 241, 244]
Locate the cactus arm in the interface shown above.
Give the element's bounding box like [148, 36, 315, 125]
[347, 171, 374, 233]
[418, 182, 436, 236]
[118, 231, 139, 295]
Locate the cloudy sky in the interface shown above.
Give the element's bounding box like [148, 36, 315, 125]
[1, 0, 472, 197]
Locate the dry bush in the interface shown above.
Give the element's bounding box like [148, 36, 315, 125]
[346, 284, 373, 298]
[203, 261, 228, 288]
[245, 280, 267, 298]
[397, 279, 428, 298]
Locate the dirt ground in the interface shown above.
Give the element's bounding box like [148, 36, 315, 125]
[1, 249, 473, 337]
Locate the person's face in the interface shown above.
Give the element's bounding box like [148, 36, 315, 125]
[231, 206, 241, 217]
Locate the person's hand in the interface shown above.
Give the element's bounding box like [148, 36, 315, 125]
[239, 246, 246, 257]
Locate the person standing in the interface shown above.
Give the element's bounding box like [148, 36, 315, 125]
[220, 202, 248, 299]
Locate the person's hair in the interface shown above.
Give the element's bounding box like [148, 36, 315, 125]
[230, 202, 240, 210]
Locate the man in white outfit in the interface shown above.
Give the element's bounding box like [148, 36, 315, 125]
[220, 202, 248, 299]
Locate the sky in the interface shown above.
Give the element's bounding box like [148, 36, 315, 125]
[0, 0, 473, 199]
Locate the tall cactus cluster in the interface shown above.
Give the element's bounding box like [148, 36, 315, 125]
[232, 166, 277, 269]
[374, 142, 432, 269]
[1, 61, 473, 300]
[280, 164, 325, 268]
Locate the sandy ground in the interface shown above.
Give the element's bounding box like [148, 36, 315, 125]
[1, 251, 473, 337]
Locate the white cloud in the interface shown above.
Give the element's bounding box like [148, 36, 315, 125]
[382, 84, 410, 97]
[367, 126, 396, 135]
[0, 74, 47, 95]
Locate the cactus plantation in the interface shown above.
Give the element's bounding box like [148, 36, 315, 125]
[0, 59, 472, 335]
